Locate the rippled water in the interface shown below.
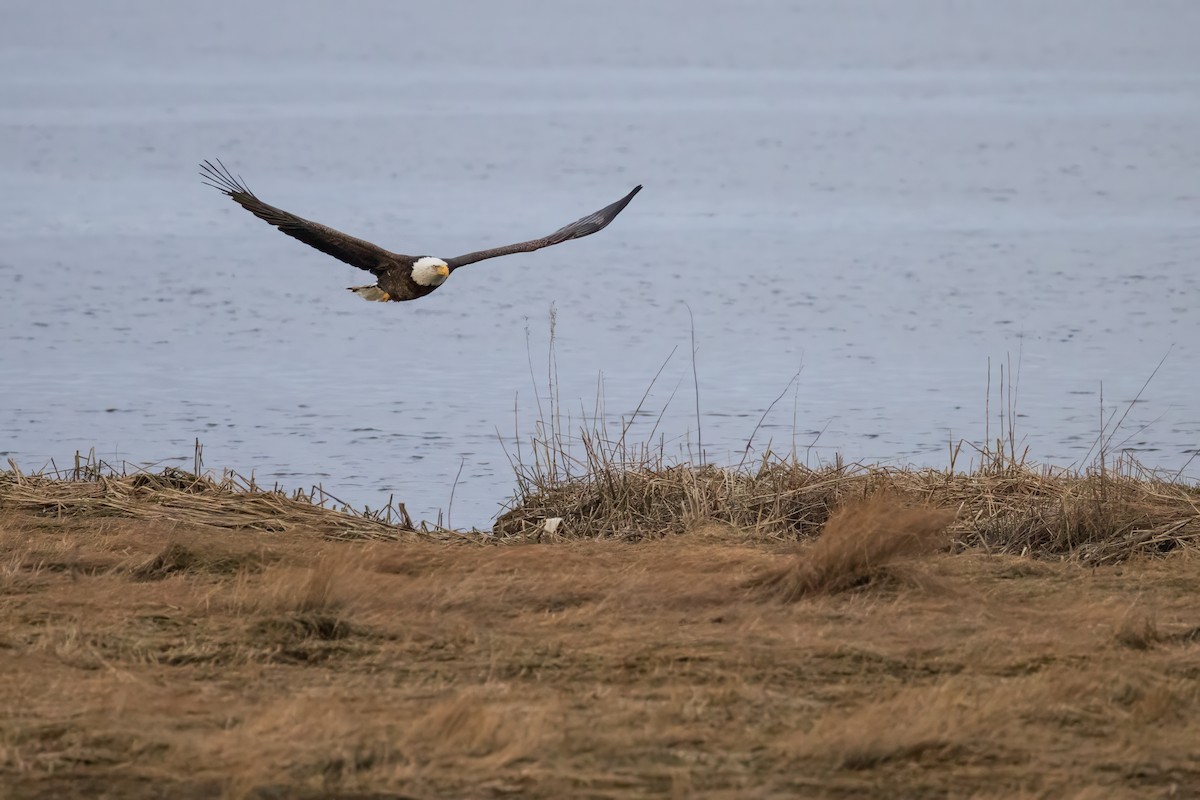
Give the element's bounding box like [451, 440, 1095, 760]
[2, 1, 1198, 526]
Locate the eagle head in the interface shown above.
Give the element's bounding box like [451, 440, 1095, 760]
[411, 256, 451, 287]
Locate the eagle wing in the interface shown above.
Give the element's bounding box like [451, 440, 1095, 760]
[200, 159, 404, 274]
[443, 184, 642, 270]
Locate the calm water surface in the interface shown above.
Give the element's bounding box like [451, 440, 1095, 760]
[2, 2, 1198, 526]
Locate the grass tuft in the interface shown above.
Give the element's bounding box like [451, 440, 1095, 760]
[130, 542, 201, 580]
[746, 495, 955, 601]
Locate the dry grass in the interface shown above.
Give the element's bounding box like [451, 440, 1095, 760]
[6, 314, 1196, 796]
[1, 461, 422, 540]
[1, 436, 1198, 796]
[492, 337, 1198, 563]
[3, 488, 1200, 798]
[780, 668, 1200, 779]
[746, 495, 956, 601]
[6, 442, 1197, 566]
[497, 453, 1200, 564]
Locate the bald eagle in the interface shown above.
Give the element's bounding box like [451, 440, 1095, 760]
[200, 160, 642, 302]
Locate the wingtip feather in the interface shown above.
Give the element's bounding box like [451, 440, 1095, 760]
[199, 158, 252, 197]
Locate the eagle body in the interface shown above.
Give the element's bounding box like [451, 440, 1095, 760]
[200, 160, 641, 303]
[351, 256, 449, 302]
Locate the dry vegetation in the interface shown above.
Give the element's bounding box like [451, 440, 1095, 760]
[498, 452, 1200, 565]
[1, 461, 419, 540]
[2, 455, 1199, 798]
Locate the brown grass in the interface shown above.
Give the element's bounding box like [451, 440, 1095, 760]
[746, 495, 956, 601]
[3, 486, 1200, 798]
[6, 450, 1197, 566]
[490, 317, 1200, 567]
[0, 462, 420, 540]
[497, 454, 1200, 565]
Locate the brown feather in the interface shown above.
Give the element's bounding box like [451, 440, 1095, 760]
[200, 159, 407, 275]
[443, 184, 642, 270]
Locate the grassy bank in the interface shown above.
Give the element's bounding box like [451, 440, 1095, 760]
[2, 454, 1199, 797]
[5, 447, 1198, 564]
[498, 454, 1200, 563]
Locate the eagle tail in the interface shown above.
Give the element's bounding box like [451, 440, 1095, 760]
[348, 285, 391, 302]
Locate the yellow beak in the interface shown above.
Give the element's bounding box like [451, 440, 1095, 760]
[437, 265, 450, 278]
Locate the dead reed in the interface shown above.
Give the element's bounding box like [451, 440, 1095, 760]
[494, 320, 1199, 563]
[4, 449, 1196, 563]
[494, 414, 1199, 563]
[1, 457, 421, 542]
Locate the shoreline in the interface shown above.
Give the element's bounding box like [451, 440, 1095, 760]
[4, 452, 1197, 562]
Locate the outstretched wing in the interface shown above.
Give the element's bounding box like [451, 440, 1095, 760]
[200, 159, 404, 274]
[444, 184, 642, 270]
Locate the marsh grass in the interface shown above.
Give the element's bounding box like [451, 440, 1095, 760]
[746, 496, 956, 601]
[3, 504, 1199, 798]
[495, 414, 1199, 562]
[494, 330, 1200, 563]
[4, 328, 1199, 797]
[2, 455, 420, 540]
[3, 341, 1197, 565]
[2, 438, 1196, 568]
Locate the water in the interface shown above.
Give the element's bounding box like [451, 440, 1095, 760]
[2, 1, 1198, 527]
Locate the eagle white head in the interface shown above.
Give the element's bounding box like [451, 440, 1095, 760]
[411, 256, 451, 287]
